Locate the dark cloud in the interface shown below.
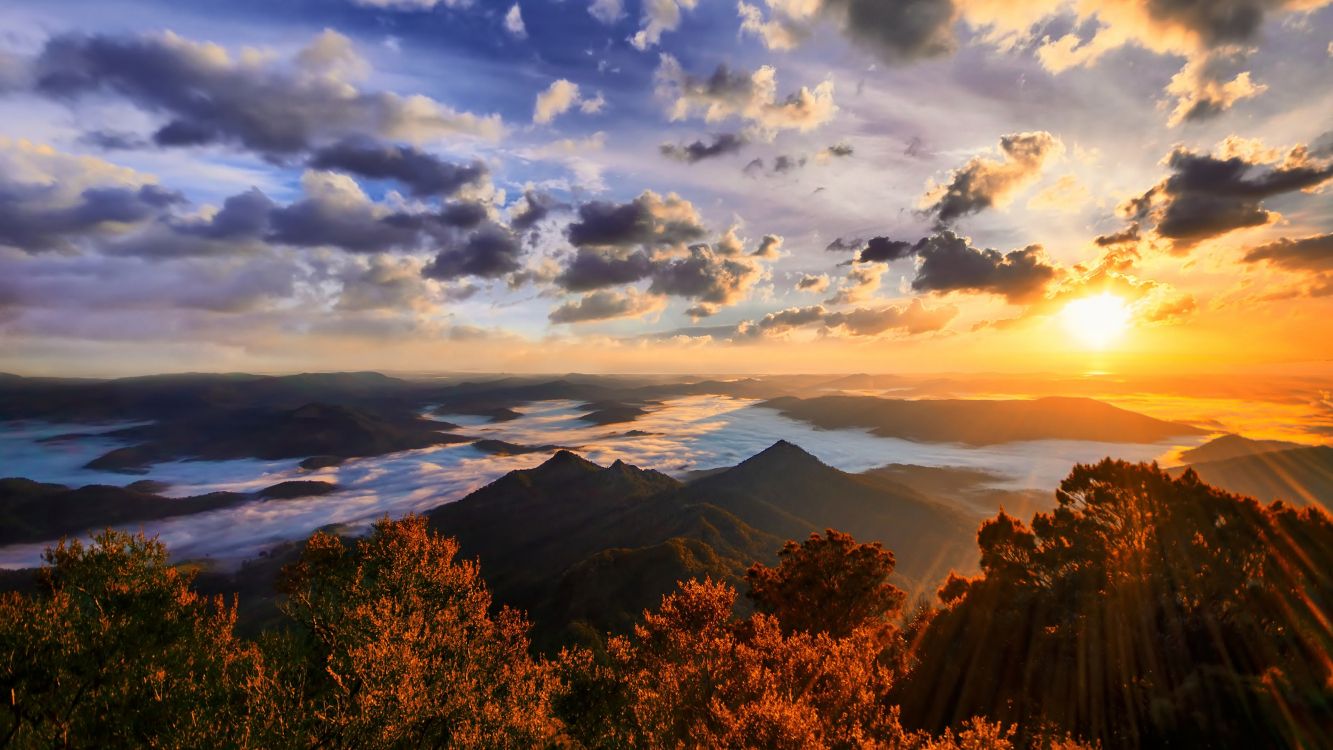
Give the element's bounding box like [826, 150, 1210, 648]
[549, 289, 661, 323]
[176, 189, 275, 240]
[436, 202, 489, 229]
[0, 183, 183, 253]
[510, 190, 566, 231]
[660, 133, 747, 163]
[1094, 223, 1141, 247]
[741, 0, 956, 63]
[1242, 233, 1333, 272]
[422, 222, 523, 280]
[736, 299, 956, 338]
[1126, 143, 1333, 247]
[648, 245, 765, 313]
[825, 0, 957, 63]
[924, 131, 1061, 227]
[269, 195, 419, 253]
[77, 129, 150, 151]
[882, 231, 1060, 303]
[308, 138, 487, 197]
[858, 236, 916, 263]
[31, 30, 499, 158]
[566, 191, 707, 248]
[554, 249, 654, 291]
[772, 154, 807, 173]
[824, 143, 854, 158]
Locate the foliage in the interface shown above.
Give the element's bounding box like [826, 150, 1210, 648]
[276, 514, 562, 749]
[0, 531, 281, 748]
[898, 459, 1333, 749]
[3, 459, 1324, 749]
[746, 529, 906, 638]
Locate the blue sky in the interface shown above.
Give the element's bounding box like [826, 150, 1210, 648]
[0, 0, 1330, 375]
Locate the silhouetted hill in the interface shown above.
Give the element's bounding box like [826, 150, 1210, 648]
[83, 402, 470, 472]
[427, 441, 978, 649]
[680, 441, 976, 585]
[1178, 434, 1303, 464]
[761, 395, 1204, 444]
[1172, 445, 1333, 508]
[0, 478, 247, 545]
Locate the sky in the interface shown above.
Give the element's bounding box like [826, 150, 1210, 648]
[0, 0, 1330, 376]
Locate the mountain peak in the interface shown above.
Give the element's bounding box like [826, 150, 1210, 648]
[742, 440, 824, 467]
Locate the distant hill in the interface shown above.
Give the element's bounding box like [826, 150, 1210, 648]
[0, 476, 346, 545]
[81, 402, 470, 472]
[427, 441, 977, 649]
[1178, 434, 1304, 464]
[1172, 445, 1333, 508]
[760, 395, 1204, 445]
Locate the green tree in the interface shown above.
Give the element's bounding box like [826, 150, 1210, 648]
[0, 531, 280, 748]
[276, 515, 562, 749]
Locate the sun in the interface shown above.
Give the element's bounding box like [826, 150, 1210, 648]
[1061, 293, 1131, 349]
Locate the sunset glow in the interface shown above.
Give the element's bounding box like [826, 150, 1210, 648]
[1061, 293, 1131, 350]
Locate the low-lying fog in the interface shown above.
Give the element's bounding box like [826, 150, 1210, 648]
[0, 396, 1207, 568]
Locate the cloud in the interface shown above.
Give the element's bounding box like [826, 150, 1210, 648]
[1164, 53, 1266, 127]
[0, 137, 181, 254]
[534, 79, 582, 124]
[588, 0, 625, 24]
[825, 263, 886, 305]
[648, 243, 767, 315]
[504, 4, 528, 38]
[554, 248, 655, 291]
[422, 222, 523, 279]
[1124, 139, 1333, 249]
[857, 236, 916, 263]
[736, 298, 956, 338]
[268, 171, 422, 252]
[630, 0, 699, 51]
[738, 0, 957, 64]
[738, 305, 828, 337]
[78, 130, 150, 151]
[1243, 233, 1333, 272]
[796, 273, 830, 293]
[509, 190, 567, 231]
[1026, 174, 1091, 213]
[910, 232, 1057, 303]
[566, 190, 707, 248]
[335, 254, 438, 312]
[30, 30, 502, 157]
[659, 132, 747, 163]
[549, 288, 664, 323]
[308, 138, 487, 197]
[753, 234, 784, 259]
[1025, 0, 1330, 72]
[655, 55, 836, 138]
[824, 299, 958, 335]
[922, 131, 1063, 226]
[1094, 222, 1142, 247]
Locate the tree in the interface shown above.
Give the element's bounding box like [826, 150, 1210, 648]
[898, 459, 1333, 749]
[746, 529, 906, 638]
[276, 515, 562, 749]
[0, 531, 280, 748]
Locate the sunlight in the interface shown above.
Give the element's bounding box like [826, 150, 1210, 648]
[1061, 293, 1131, 349]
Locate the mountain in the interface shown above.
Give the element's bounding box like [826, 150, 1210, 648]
[760, 395, 1204, 445]
[82, 402, 470, 472]
[0, 478, 245, 545]
[0, 477, 343, 545]
[1178, 434, 1304, 464]
[1172, 445, 1333, 508]
[427, 441, 978, 649]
